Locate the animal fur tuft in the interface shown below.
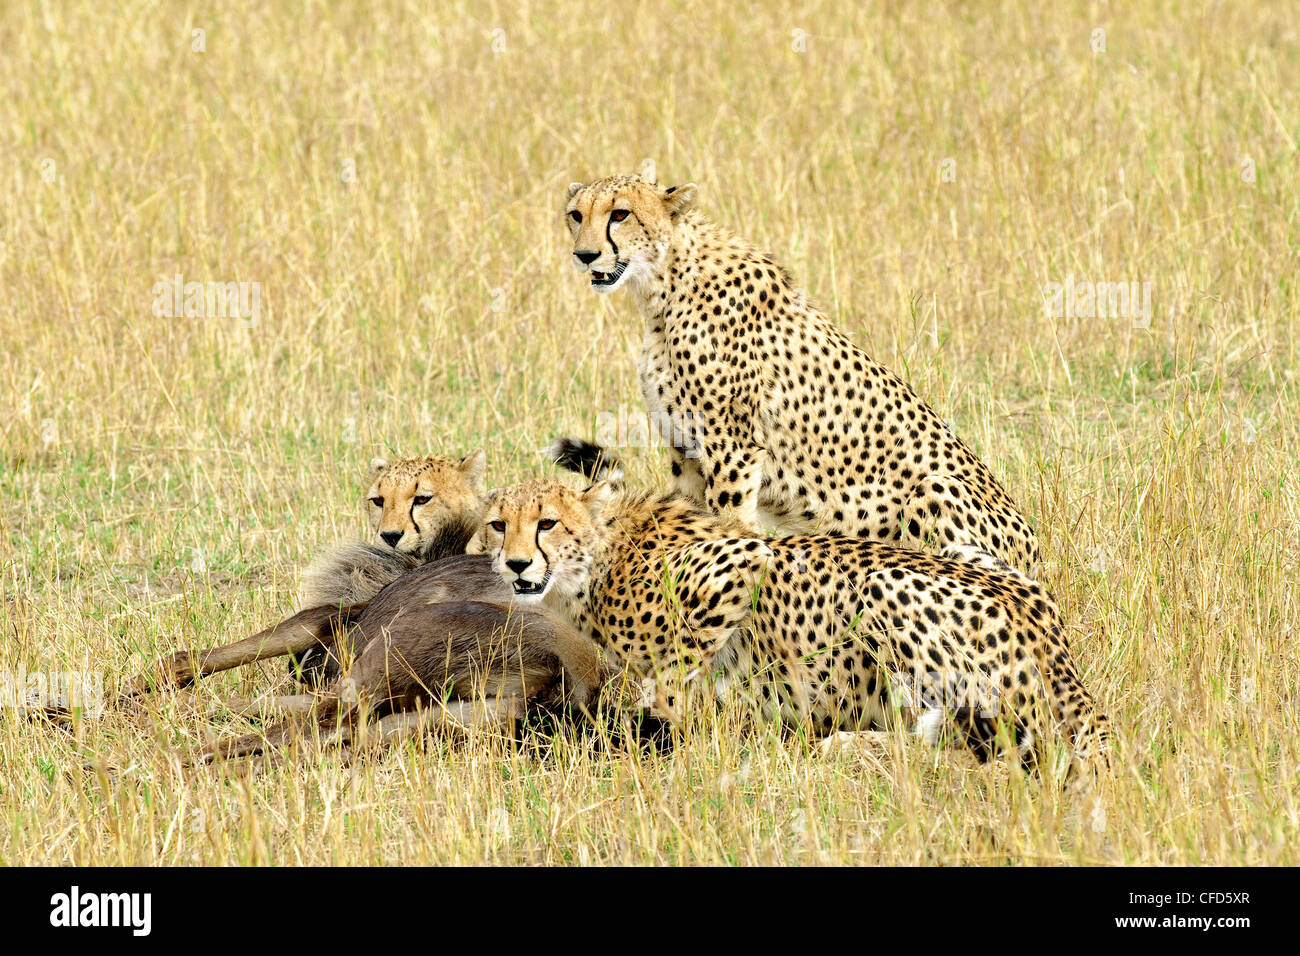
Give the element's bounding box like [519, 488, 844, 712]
[298, 542, 422, 610]
[297, 513, 481, 612]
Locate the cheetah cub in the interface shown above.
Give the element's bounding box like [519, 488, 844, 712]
[298, 450, 488, 609]
[565, 173, 1039, 572]
[290, 450, 495, 683]
[477, 448, 1108, 769]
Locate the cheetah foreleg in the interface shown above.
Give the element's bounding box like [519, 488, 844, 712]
[667, 444, 707, 505]
[637, 538, 773, 724]
[696, 440, 765, 533]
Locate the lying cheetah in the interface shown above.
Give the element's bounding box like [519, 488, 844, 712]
[291, 450, 492, 683]
[299, 450, 488, 609]
[564, 174, 1039, 572]
[127, 449, 510, 696]
[478, 453, 1107, 767]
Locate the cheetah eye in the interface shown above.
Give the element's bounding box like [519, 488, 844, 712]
[488, 520, 506, 533]
[413, 495, 432, 506]
[369, 497, 384, 508]
[569, 210, 582, 223]
[610, 209, 629, 223]
[538, 519, 557, 531]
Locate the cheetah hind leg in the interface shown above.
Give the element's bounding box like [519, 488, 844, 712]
[641, 539, 774, 725]
[899, 474, 1039, 577]
[864, 568, 1040, 768]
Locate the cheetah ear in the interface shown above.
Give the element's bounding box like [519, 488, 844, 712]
[458, 449, 487, 495]
[663, 183, 697, 218]
[580, 480, 613, 520]
[369, 457, 389, 476]
[566, 182, 585, 201]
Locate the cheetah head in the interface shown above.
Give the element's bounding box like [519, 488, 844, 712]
[477, 478, 614, 603]
[564, 173, 697, 293]
[366, 451, 487, 559]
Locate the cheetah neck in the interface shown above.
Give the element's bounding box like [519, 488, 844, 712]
[627, 212, 816, 340]
[552, 493, 728, 641]
[629, 213, 737, 321]
[417, 506, 483, 561]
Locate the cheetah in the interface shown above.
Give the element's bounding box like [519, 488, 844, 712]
[289, 449, 493, 684]
[123, 451, 610, 759]
[298, 450, 489, 609]
[477, 450, 1107, 768]
[363, 451, 487, 558]
[564, 173, 1039, 572]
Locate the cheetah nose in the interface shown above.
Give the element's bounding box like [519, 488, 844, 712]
[380, 531, 403, 548]
[574, 250, 599, 265]
[505, 558, 532, 576]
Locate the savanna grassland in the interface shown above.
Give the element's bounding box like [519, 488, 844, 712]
[1, 0, 1297, 865]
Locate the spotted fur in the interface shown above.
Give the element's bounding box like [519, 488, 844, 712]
[564, 174, 1039, 572]
[479, 477, 1108, 768]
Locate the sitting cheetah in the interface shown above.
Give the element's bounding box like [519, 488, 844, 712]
[564, 173, 1039, 572]
[477, 451, 1107, 767]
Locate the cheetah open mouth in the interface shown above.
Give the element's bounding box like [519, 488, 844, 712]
[512, 571, 551, 596]
[590, 260, 628, 288]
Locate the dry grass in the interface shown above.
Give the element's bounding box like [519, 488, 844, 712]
[1, 0, 1298, 865]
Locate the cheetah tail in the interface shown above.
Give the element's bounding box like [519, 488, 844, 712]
[1041, 640, 1111, 771]
[548, 437, 624, 491]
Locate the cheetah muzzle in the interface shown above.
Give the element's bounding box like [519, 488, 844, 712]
[510, 570, 552, 597]
[589, 259, 629, 289]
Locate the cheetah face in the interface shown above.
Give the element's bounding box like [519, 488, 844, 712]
[478, 479, 613, 603]
[366, 450, 487, 558]
[564, 175, 696, 294]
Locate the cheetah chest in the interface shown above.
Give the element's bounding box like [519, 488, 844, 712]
[638, 321, 701, 457]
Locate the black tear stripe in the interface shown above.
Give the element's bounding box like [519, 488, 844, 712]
[409, 500, 422, 545]
[606, 214, 619, 259]
[534, 524, 553, 576]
